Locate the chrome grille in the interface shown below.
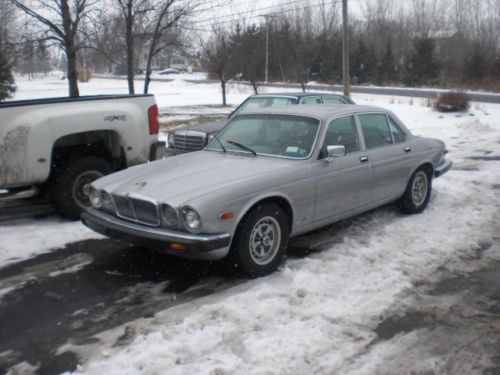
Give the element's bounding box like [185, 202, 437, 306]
[173, 132, 206, 152]
[112, 195, 160, 227]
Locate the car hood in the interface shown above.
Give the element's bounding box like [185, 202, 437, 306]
[173, 119, 228, 135]
[93, 150, 294, 204]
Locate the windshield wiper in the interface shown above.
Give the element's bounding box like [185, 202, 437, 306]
[227, 140, 257, 156]
[212, 134, 226, 153]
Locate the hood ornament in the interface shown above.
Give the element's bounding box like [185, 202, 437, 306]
[134, 181, 147, 189]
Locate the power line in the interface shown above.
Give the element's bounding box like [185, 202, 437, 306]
[190, 0, 342, 26]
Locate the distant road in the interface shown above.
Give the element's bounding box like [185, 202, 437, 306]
[183, 79, 500, 104]
[93, 75, 500, 104]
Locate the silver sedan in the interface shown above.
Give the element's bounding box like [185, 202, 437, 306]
[82, 105, 452, 277]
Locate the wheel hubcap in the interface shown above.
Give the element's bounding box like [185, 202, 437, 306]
[412, 171, 428, 207]
[249, 216, 281, 266]
[73, 170, 104, 209]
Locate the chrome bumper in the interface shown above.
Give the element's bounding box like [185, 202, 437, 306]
[435, 159, 453, 178]
[81, 208, 231, 256]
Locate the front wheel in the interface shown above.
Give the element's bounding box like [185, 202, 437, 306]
[400, 168, 432, 214]
[50, 156, 113, 220]
[229, 203, 290, 277]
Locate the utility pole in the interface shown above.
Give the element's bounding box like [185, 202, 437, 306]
[342, 0, 350, 97]
[261, 14, 275, 83]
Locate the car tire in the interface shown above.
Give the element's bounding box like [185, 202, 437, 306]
[229, 203, 290, 278]
[400, 167, 432, 214]
[50, 156, 113, 220]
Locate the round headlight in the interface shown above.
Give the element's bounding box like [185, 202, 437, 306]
[101, 191, 114, 212]
[182, 207, 202, 233]
[161, 204, 179, 227]
[89, 188, 102, 208]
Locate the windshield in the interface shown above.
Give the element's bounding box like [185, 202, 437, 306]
[235, 96, 298, 115]
[206, 114, 320, 159]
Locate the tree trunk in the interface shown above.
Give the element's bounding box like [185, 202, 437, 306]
[125, 3, 135, 95]
[250, 80, 258, 94]
[221, 79, 227, 106]
[66, 43, 79, 97]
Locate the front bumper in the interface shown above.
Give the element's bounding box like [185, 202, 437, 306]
[81, 208, 231, 258]
[435, 159, 453, 177]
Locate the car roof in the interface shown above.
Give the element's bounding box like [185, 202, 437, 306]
[238, 104, 387, 119]
[251, 92, 348, 99]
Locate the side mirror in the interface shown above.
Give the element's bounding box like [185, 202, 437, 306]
[325, 145, 345, 162]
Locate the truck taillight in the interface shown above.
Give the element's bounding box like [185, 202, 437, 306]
[148, 104, 159, 135]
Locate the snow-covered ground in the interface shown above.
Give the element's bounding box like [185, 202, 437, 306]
[2, 75, 500, 374]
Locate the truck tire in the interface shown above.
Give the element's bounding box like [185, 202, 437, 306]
[229, 203, 290, 278]
[50, 156, 113, 220]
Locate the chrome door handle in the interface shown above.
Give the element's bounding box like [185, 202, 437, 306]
[404, 146, 412, 153]
[360, 155, 369, 163]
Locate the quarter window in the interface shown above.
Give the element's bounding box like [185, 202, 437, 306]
[388, 116, 406, 143]
[321, 115, 360, 156]
[358, 113, 393, 149]
[301, 97, 322, 104]
[322, 96, 346, 104]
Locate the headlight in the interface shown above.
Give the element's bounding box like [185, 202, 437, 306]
[182, 206, 202, 233]
[101, 191, 114, 213]
[161, 204, 179, 227]
[168, 133, 175, 147]
[89, 188, 102, 208]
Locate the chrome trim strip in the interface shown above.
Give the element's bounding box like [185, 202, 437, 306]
[174, 130, 207, 138]
[85, 208, 231, 242]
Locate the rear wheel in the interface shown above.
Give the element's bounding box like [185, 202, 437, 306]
[400, 167, 432, 214]
[229, 203, 289, 277]
[50, 156, 113, 220]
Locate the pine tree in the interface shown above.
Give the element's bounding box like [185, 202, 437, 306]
[0, 46, 16, 101]
[352, 38, 377, 84]
[463, 43, 487, 83]
[379, 39, 395, 84]
[404, 38, 440, 86]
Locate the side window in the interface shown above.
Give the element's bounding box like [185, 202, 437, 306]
[321, 115, 360, 157]
[322, 96, 345, 104]
[301, 97, 322, 104]
[388, 116, 406, 143]
[358, 113, 393, 149]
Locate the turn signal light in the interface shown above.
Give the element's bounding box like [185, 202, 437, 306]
[148, 104, 159, 134]
[169, 243, 187, 251]
[219, 212, 234, 220]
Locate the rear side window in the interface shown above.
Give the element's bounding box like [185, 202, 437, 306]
[358, 113, 393, 149]
[388, 116, 406, 143]
[321, 115, 360, 156]
[322, 96, 346, 104]
[301, 97, 322, 104]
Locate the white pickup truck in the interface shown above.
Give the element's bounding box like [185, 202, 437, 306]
[0, 95, 165, 219]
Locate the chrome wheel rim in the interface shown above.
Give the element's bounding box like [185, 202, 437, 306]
[412, 171, 428, 207]
[249, 216, 281, 266]
[72, 170, 104, 209]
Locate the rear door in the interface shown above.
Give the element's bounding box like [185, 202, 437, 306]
[357, 112, 414, 203]
[313, 115, 373, 222]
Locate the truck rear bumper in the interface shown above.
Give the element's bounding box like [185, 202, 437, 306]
[150, 141, 166, 160]
[81, 208, 232, 260]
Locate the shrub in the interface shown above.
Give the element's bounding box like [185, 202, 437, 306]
[434, 91, 469, 112]
[77, 67, 93, 82]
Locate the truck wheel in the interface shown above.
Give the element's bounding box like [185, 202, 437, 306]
[400, 167, 432, 214]
[50, 156, 113, 220]
[230, 203, 289, 278]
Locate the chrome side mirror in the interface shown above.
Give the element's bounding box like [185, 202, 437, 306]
[325, 145, 346, 162]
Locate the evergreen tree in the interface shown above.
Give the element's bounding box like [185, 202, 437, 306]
[0, 45, 16, 101]
[463, 43, 487, 83]
[378, 39, 395, 84]
[404, 38, 440, 86]
[352, 38, 377, 84]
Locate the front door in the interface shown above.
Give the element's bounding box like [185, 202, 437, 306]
[313, 115, 373, 222]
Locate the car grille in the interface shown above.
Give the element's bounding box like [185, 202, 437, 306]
[173, 133, 206, 152]
[112, 195, 160, 227]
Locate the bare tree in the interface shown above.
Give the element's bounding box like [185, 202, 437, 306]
[201, 27, 236, 106]
[143, 0, 199, 94]
[9, 0, 96, 97]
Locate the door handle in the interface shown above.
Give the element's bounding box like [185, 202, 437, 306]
[360, 155, 369, 163]
[404, 146, 412, 153]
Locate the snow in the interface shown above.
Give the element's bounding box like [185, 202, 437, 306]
[3, 74, 500, 374]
